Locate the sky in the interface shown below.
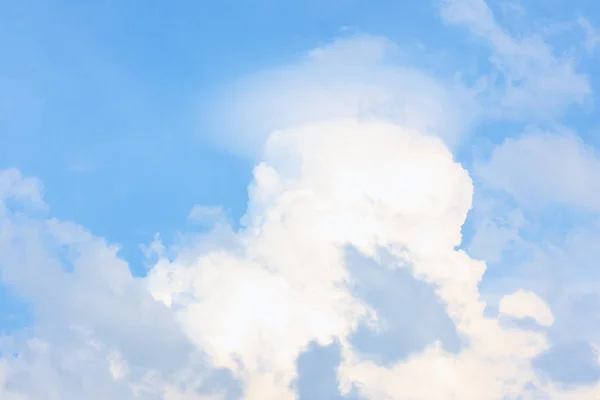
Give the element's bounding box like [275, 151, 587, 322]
[1, 0, 600, 398]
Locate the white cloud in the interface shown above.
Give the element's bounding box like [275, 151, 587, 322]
[165, 20, 600, 393]
[499, 289, 555, 327]
[475, 130, 600, 211]
[2, 4, 600, 398]
[439, 0, 590, 120]
[206, 35, 478, 160]
[147, 119, 478, 398]
[206, 0, 591, 164]
[3, 115, 584, 398]
[467, 127, 600, 393]
[0, 168, 45, 212]
[0, 169, 232, 399]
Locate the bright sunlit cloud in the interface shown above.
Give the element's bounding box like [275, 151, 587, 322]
[1, 0, 600, 399]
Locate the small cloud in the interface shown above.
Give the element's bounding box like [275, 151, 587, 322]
[140, 233, 165, 263]
[499, 289, 555, 327]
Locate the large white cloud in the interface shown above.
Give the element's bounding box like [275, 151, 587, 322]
[5, 116, 596, 398]
[149, 117, 599, 399]
[2, 0, 600, 398]
[475, 130, 600, 211]
[147, 119, 477, 398]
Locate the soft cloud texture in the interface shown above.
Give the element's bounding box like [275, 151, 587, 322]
[468, 130, 600, 394]
[208, 35, 477, 159]
[2, 0, 600, 398]
[148, 119, 477, 398]
[440, 0, 591, 120]
[3, 118, 599, 398]
[579, 16, 600, 53]
[0, 169, 236, 399]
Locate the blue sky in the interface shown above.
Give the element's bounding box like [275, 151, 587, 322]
[2, 0, 600, 398]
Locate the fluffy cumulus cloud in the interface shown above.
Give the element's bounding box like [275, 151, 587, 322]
[0, 169, 236, 400]
[2, 0, 600, 399]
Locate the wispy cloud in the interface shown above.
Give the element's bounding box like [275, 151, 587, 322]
[208, 35, 478, 159]
[579, 16, 600, 53]
[440, 0, 590, 120]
